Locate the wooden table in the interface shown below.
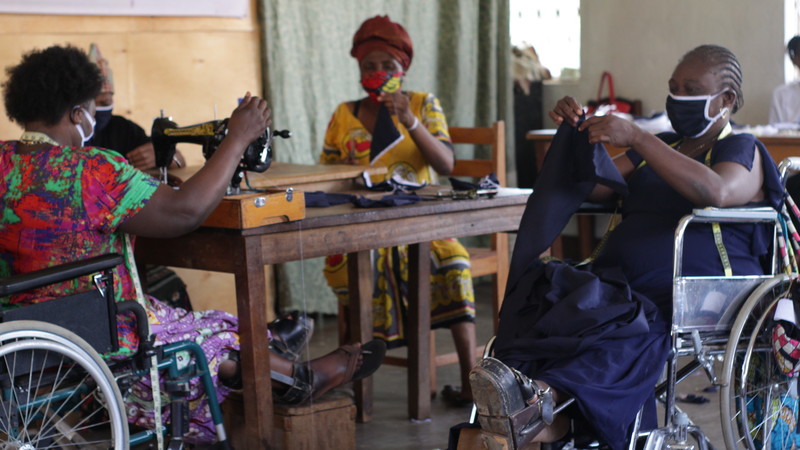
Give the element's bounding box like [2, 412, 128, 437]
[135, 163, 529, 448]
[526, 129, 800, 259]
[526, 129, 800, 171]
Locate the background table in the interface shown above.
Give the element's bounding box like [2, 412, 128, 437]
[527, 129, 800, 171]
[135, 164, 529, 448]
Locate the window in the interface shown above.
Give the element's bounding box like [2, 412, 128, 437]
[786, 0, 800, 82]
[509, 0, 581, 81]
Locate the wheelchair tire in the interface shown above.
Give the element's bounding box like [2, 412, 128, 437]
[0, 320, 129, 449]
[720, 274, 796, 449]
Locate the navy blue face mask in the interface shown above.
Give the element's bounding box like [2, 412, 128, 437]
[665, 91, 729, 138]
[94, 104, 113, 133]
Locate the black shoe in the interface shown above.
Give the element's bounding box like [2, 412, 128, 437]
[268, 311, 314, 361]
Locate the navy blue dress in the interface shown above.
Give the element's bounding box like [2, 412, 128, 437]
[492, 123, 784, 450]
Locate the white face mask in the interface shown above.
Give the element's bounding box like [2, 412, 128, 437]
[74, 106, 96, 146]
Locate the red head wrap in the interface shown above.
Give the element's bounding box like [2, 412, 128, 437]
[350, 15, 414, 71]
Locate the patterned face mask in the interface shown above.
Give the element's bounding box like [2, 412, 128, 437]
[360, 70, 404, 102]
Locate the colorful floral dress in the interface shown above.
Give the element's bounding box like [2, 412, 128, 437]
[320, 92, 475, 347]
[0, 140, 240, 444]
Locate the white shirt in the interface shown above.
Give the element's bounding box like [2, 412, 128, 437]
[769, 81, 800, 125]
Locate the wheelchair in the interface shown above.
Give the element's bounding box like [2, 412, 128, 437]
[466, 157, 800, 450]
[0, 253, 230, 449]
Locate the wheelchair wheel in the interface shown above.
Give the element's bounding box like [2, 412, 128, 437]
[0, 320, 129, 449]
[720, 275, 796, 449]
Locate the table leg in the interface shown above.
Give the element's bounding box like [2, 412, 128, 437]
[407, 242, 431, 420]
[347, 250, 374, 422]
[233, 236, 273, 448]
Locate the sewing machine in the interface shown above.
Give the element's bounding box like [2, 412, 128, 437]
[151, 115, 291, 194]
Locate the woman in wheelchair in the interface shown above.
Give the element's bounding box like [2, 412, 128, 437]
[467, 45, 786, 449]
[0, 45, 385, 445]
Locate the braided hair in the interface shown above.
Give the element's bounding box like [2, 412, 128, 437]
[3, 45, 103, 126]
[682, 45, 744, 113]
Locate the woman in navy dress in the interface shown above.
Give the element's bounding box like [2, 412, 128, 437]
[470, 45, 785, 449]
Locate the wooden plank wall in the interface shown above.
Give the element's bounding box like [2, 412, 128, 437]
[0, 3, 262, 167]
[0, 3, 265, 316]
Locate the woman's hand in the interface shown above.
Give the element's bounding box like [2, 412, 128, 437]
[378, 91, 415, 128]
[226, 92, 272, 148]
[578, 115, 644, 149]
[126, 143, 157, 170]
[548, 96, 584, 127]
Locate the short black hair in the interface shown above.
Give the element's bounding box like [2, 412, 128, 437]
[683, 44, 744, 114]
[788, 36, 800, 59]
[3, 45, 103, 126]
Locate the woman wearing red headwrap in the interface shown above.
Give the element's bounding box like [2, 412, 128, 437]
[321, 15, 477, 406]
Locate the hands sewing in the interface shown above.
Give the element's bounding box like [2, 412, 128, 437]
[378, 91, 416, 129]
[549, 96, 644, 149]
[226, 92, 273, 148]
[126, 143, 157, 170]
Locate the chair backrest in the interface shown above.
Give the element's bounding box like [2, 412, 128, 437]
[447, 121, 508, 332]
[449, 121, 506, 185]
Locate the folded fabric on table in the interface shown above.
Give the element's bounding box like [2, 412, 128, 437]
[449, 172, 500, 191]
[353, 192, 430, 207]
[304, 191, 432, 208]
[303, 191, 356, 207]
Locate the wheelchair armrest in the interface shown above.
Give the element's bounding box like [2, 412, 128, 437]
[0, 254, 124, 296]
[689, 207, 778, 223]
[117, 300, 151, 343]
[116, 300, 157, 371]
[779, 157, 800, 182]
[674, 207, 780, 279]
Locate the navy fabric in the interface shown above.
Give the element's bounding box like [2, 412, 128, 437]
[370, 104, 402, 162]
[304, 191, 430, 208]
[494, 120, 668, 450]
[303, 191, 356, 207]
[353, 192, 429, 207]
[505, 119, 627, 290]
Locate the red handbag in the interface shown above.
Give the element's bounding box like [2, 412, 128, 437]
[586, 71, 634, 115]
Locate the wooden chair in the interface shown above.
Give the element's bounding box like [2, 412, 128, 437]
[380, 121, 509, 392]
[448, 121, 508, 332]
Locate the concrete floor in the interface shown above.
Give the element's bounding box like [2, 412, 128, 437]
[302, 283, 728, 450]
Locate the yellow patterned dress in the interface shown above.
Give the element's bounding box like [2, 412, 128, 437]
[321, 91, 475, 347]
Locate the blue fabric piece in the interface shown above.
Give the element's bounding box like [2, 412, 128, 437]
[494, 119, 669, 450]
[370, 104, 402, 162]
[304, 191, 431, 208]
[506, 118, 627, 289]
[353, 192, 430, 208]
[303, 191, 356, 207]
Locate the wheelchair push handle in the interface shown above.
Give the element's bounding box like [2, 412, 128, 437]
[779, 156, 800, 183]
[0, 254, 124, 296]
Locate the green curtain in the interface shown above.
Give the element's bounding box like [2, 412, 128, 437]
[258, 0, 511, 314]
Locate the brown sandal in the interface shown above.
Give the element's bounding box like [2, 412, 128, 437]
[274, 339, 386, 405]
